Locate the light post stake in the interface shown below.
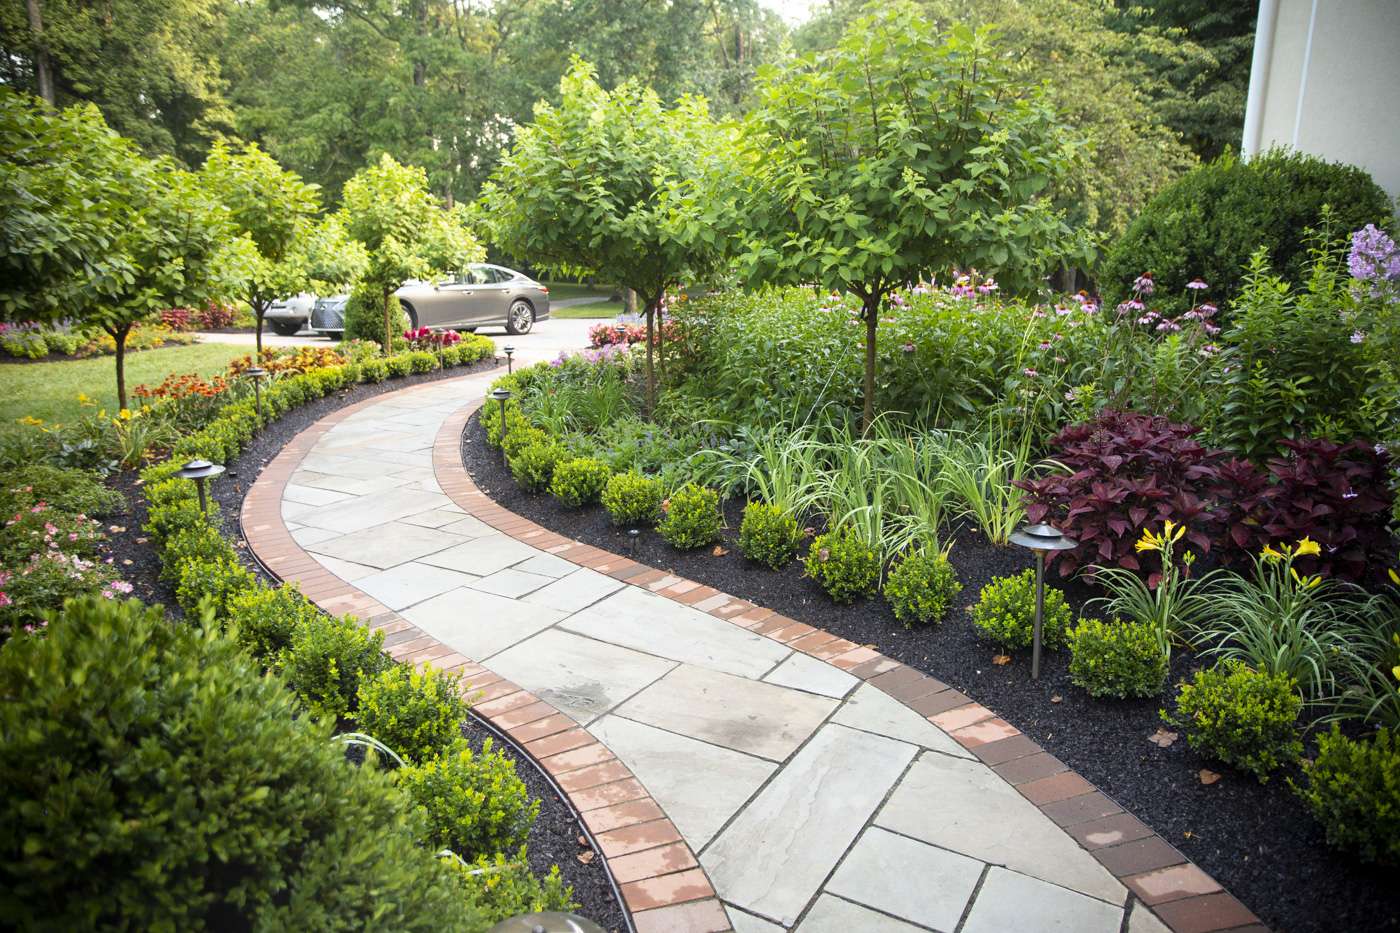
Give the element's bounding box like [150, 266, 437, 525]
[503, 344, 515, 374]
[1008, 523, 1077, 680]
[489, 387, 512, 453]
[245, 366, 268, 422]
[175, 459, 226, 517]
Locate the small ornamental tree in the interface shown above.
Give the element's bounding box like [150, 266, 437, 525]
[201, 141, 322, 355]
[339, 154, 483, 352]
[0, 90, 243, 409]
[738, 6, 1085, 429]
[480, 60, 737, 411]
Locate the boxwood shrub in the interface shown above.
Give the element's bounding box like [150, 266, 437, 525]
[0, 597, 471, 931]
[1067, 617, 1169, 698]
[884, 547, 962, 626]
[804, 527, 879, 604]
[601, 471, 664, 526]
[549, 457, 612, 507]
[738, 502, 803, 570]
[355, 662, 469, 764]
[397, 738, 539, 859]
[1293, 725, 1400, 866]
[968, 569, 1072, 650]
[277, 613, 391, 721]
[658, 483, 722, 550]
[1162, 659, 1303, 780]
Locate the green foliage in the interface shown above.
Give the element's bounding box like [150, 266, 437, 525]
[360, 358, 388, 383]
[345, 283, 407, 345]
[355, 663, 469, 765]
[451, 848, 576, 924]
[385, 354, 413, 378]
[1068, 618, 1169, 699]
[738, 501, 802, 570]
[658, 483, 722, 550]
[0, 596, 471, 931]
[884, 547, 962, 627]
[0, 465, 123, 518]
[804, 527, 879, 604]
[175, 551, 255, 617]
[224, 583, 321, 662]
[1163, 660, 1304, 780]
[397, 738, 538, 859]
[502, 426, 549, 461]
[549, 457, 612, 507]
[601, 471, 665, 527]
[1294, 726, 1400, 866]
[1102, 150, 1395, 316]
[969, 569, 1072, 650]
[277, 613, 391, 721]
[509, 439, 566, 493]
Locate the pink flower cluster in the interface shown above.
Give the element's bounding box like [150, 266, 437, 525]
[587, 319, 680, 349]
[404, 328, 463, 351]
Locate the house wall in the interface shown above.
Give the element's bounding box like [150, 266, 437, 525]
[1249, 0, 1400, 201]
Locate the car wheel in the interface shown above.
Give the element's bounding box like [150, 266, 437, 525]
[269, 320, 303, 337]
[506, 300, 534, 335]
[402, 303, 419, 331]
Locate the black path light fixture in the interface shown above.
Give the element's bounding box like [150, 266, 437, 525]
[503, 343, 516, 374]
[1008, 522, 1078, 680]
[487, 911, 605, 933]
[244, 366, 268, 422]
[489, 387, 512, 451]
[175, 458, 226, 517]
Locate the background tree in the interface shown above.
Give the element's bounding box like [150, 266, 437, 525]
[479, 60, 738, 411]
[201, 141, 321, 354]
[338, 154, 482, 352]
[741, 5, 1084, 430]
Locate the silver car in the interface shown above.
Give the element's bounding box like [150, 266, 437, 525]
[263, 293, 315, 336]
[310, 264, 550, 337]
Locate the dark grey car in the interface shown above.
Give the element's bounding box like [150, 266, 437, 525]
[311, 263, 551, 337]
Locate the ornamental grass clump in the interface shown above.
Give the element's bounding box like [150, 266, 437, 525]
[1162, 659, 1303, 781]
[601, 471, 664, 526]
[549, 457, 612, 507]
[969, 568, 1071, 650]
[738, 502, 803, 569]
[804, 527, 879, 604]
[658, 483, 722, 549]
[397, 738, 538, 859]
[1068, 617, 1169, 699]
[884, 546, 961, 627]
[1293, 725, 1400, 866]
[355, 662, 469, 764]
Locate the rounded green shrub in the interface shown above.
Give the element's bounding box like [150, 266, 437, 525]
[502, 425, 549, 461]
[601, 471, 664, 526]
[1101, 149, 1394, 315]
[0, 465, 123, 517]
[549, 457, 612, 507]
[397, 738, 539, 859]
[355, 662, 469, 764]
[1293, 725, 1400, 866]
[1067, 617, 1169, 698]
[277, 613, 391, 721]
[509, 439, 566, 493]
[884, 547, 962, 627]
[738, 502, 802, 570]
[1162, 659, 1303, 780]
[407, 350, 438, 374]
[804, 527, 879, 604]
[451, 848, 575, 925]
[658, 483, 722, 549]
[385, 354, 413, 378]
[968, 569, 1071, 650]
[0, 596, 472, 931]
[225, 582, 322, 662]
[344, 284, 408, 345]
[361, 358, 389, 383]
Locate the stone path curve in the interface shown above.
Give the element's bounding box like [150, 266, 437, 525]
[241, 369, 1264, 933]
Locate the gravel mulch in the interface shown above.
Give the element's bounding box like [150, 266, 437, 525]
[94, 360, 626, 929]
[461, 410, 1399, 933]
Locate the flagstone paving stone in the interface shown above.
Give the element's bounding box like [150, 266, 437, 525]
[244, 370, 1246, 933]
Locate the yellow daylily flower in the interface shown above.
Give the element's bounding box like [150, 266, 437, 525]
[1295, 537, 1321, 558]
[76, 392, 93, 406]
[1290, 568, 1321, 589]
[1389, 568, 1399, 586]
[1261, 543, 1286, 562]
[16, 415, 44, 427]
[1135, 527, 1163, 554]
[1163, 520, 1185, 544]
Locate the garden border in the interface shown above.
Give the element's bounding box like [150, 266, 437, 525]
[241, 374, 1266, 933]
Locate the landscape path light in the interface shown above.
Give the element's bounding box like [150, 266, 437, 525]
[244, 366, 268, 422]
[175, 458, 226, 517]
[487, 911, 605, 933]
[627, 527, 640, 556]
[490, 387, 512, 452]
[503, 343, 516, 373]
[1008, 522, 1077, 680]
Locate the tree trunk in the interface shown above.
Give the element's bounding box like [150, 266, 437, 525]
[253, 298, 267, 358]
[25, 0, 54, 105]
[382, 289, 394, 354]
[644, 298, 656, 416]
[862, 294, 880, 434]
[624, 288, 638, 316]
[110, 323, 131, 411]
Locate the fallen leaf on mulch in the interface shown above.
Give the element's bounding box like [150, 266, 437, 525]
[1050, 695, 1063, 704]
[711, 545, 729, 557]
[121, 559, 133, 566]
[577, 851, 594, 864]
[1199, 769, 1221, 785]
[1148, 728, 1179, 748]
[135, 536, 148, 544]
[109, 525, 126, 533]
[992, 654, 1011, 666]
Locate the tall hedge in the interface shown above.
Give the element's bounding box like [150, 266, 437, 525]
[0, 597, 474, 931]
[1100, 149, 1394, 314]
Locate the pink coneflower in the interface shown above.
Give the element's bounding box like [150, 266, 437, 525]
[901, 343, 915, 353]
[1203, 323, 1220, 336]
[1081, 302, 1099, 314]
[1038, 341, 1052, 350]
[1156, 320, 1181, 333]
[1198, 303, 1217, 316]
[1351, 330, 1366, 344]
[1198, 344, 1220, 356]
[1023, 368, 1038, 377]
[1186, 279, 1209, 290]
[1133, 273, 1155, 295]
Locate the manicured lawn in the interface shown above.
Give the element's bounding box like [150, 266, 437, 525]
[552, 300, 626, 320]
[0, 343, 249, 425]
[541, 281, 615, 301]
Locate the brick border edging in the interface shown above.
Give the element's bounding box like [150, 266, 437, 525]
[241, 374, 728, 933]
[429, 400, 1269, 933]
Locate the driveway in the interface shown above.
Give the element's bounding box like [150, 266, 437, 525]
[196, 317, 597, 366]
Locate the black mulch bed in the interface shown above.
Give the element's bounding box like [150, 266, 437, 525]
[95, 358, 626, 928]
[462, 410, 1399, 933]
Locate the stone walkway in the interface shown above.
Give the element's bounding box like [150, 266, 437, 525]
[242, 369, 1262, 933]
